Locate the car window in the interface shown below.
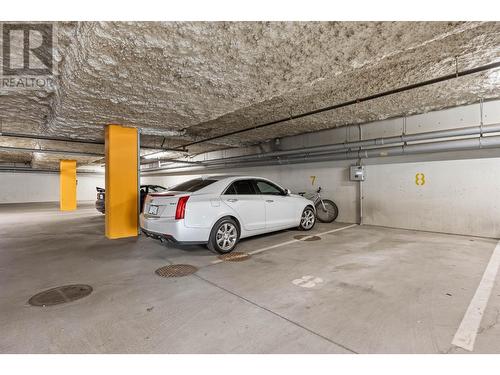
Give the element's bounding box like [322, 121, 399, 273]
[224, 180, 256, 195]
[169, 179, 216, 192]
[224, 184, 237, 195]
[255, 180, 284, 195]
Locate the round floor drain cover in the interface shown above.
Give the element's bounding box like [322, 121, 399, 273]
[28, 284, 92, 307]
[294, 235, 321, 241]
[218, 252, 251, 262]
[155, 264, 198, 277]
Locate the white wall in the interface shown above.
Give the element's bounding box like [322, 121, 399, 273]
[141, 161, 359, 224]
[3, 100, 500, 237]
[142, 154, 500, 238]
[363, 158, 500, 238]
[76, 174, 105, 201]
[0, 172, 104, 204]
[142, 99, 500, 238]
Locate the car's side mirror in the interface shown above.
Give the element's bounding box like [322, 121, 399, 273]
[284, 188, 291, 196]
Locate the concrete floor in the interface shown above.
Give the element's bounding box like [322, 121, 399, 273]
[1, 202, 499, 353]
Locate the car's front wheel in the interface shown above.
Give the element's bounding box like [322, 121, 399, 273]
[207, 217, 240, 254]
[298, 206, 316, 231]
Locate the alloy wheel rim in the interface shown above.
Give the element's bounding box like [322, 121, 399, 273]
[216, 223, 237, 251]
[301, 210, 315, 229]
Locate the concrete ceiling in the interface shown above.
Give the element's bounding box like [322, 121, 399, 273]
[1, 21, 499, 169]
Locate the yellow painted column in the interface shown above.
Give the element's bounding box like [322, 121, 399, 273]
[60, 160, 77, 211]
[105, 124, 138, 239]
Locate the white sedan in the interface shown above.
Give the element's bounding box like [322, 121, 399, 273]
[140, 175, 316, 253]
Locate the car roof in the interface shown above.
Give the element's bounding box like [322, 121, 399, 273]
[202, 175, 268, 181]
[185, 175, 284, 195]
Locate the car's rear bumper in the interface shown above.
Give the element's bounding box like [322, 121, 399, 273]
[141, 228, 207, 245]
[140, 214, 210, 244]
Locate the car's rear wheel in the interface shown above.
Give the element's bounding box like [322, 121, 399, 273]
[298, 206, 316, 231]
[208, 217, 240, 254]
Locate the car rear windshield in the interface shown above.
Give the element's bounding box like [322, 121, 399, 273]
[149, 186, 166, 192]
[169, 178, 216, 192]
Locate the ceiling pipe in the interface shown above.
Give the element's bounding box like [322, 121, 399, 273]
[144, 122, 500, 168]
[142, 135, 500, 174]
[0, 132, 105, 145]
[202, 123, 500, 164]
[0, 146, 104, 157]
[0, 167, 104, 174]
[174, 61, 500, 150]
[0, 161, 31, 168]
[0, 131, 185, 152]
[140, 157, 202, 165]
[205, 123, 500, 165]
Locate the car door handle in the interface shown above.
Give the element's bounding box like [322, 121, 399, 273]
[266, 199, 274, 203]
[227, 198, 238, 202]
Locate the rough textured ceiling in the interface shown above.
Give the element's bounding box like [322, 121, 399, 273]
[0, 21, 499, 169]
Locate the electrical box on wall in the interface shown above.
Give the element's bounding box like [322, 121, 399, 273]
[350, 165, 365, 181]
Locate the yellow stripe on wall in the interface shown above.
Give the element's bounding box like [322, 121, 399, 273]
[60, 160, 77, 211]
[105, 124, 138, 239]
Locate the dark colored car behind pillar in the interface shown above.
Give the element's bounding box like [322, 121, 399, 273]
[95, 185, 166, 214]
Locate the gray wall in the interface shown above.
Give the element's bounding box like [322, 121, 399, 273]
[142, 156, 500, 238]
[143, 99, 500, 238]
[2, 100, 500, 237]
[0, 172, 104, 204]
[363, 158, 500, 238]
[142, 161, 360, 224]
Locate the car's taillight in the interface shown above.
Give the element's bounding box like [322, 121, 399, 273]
[175, 196, 190, 220]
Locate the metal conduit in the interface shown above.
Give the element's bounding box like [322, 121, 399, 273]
[144, 123, 500, 167]
[0, 131, 184, 152]
[208, 123, 500, 164]
[141, 135, 500, 174]
[0, 146, 104, 157]
[0, 167, 104, 174]
[139, 157, 203, 165]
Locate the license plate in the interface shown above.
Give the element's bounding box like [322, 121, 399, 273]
[148, 205, 159, 215]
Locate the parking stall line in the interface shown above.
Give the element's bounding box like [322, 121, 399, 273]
[192, 272, 358, 353]
[210, 223, 358, 264]
[452, 239, 500, 351]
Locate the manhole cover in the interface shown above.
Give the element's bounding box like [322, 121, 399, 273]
[155, 264, 198, 277]
[294, 235, 321, 241]
[218, 252, 251, 262]
[28, 284, 92, 307]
